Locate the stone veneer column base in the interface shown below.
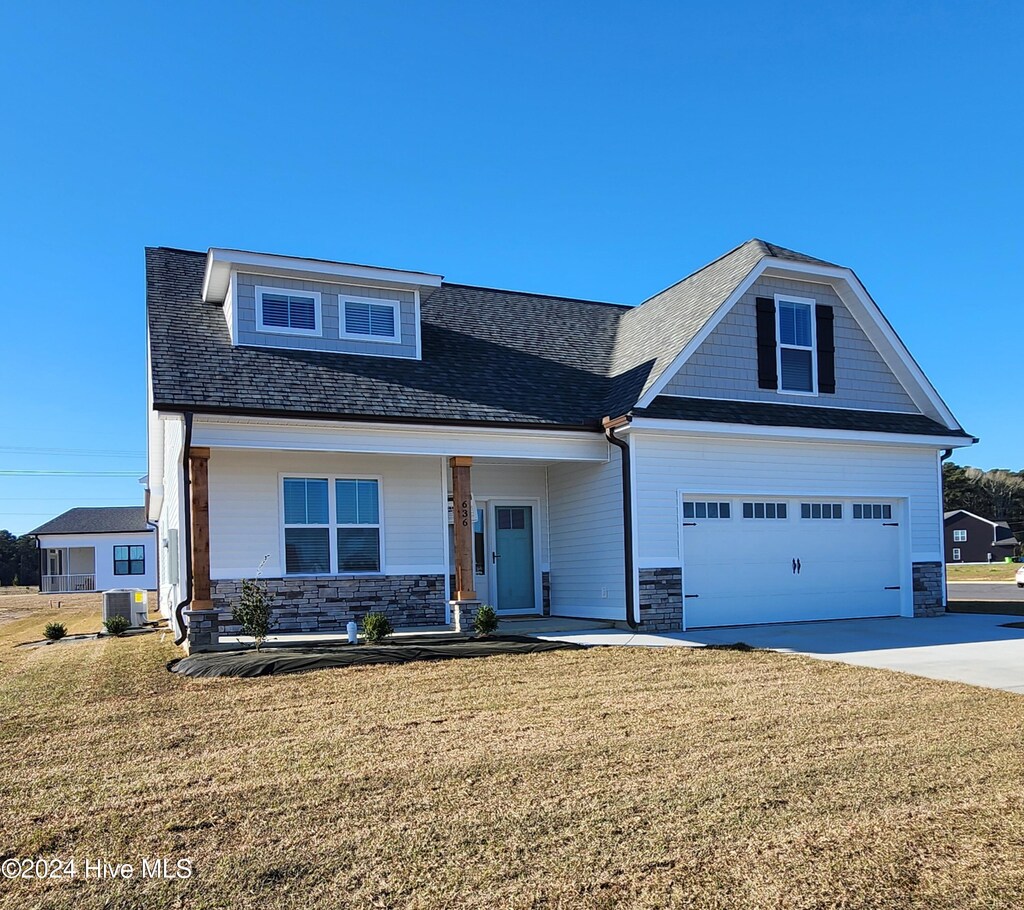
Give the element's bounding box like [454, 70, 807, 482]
[912, 562, 945, 617]
[183, 608, 223, 654]
[637, 567, 683, 632]
[208, 574, 446, 636]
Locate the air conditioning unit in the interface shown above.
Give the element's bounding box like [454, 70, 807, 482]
[103, 589, 149, 627]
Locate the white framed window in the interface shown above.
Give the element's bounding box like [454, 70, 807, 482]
[281, 475, 383, 575]
[800, 502, 843, 520]
[255, 285, 322, 336]
[335, 479, 381, 572]
[952, 547, 961, 561]
[775, 294, 816, 395]
[340, 294, 402, 343]
[853, 503, 893, 520]
[683, 501, 731, 519]
[742, 501, 788, 519]
[953, 529, 967, 542]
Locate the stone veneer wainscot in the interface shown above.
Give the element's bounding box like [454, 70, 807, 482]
[210, 574, 446, 635]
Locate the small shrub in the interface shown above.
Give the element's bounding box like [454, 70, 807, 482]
[473, 604, 499, 636]
[43, 622, 67, 641]
[233, 559, 274, 651]
[362, 612, 393, 643]
[103, 615, 131, 637]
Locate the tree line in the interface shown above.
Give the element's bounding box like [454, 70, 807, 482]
[0, 531, 40, 587]
[943, 463, 1024, 540]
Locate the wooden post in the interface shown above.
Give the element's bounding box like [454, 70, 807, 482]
[449, 456, 476, 601]
[189, 446, 214, 610]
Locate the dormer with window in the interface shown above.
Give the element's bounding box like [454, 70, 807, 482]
[202, 248, 443, 360]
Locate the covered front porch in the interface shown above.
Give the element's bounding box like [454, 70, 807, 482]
[177, 415, 627, 651]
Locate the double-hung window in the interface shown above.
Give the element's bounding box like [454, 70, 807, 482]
[341, 295, 401, 342]
[113, 545, 145, 576]
[953, 528, 967, 542]
[776, 295, 816, 393]
[283, 478, 331, 574]
[256, 286, 321, 335]
[336, 479, 381, 572]
[282, 476, 382, 575]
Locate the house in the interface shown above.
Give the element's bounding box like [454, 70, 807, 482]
[944, 510, 1018, 563]
[31, 507, 156, 593]
[145, 240, 975, 650]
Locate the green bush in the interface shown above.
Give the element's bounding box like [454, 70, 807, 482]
[362, 612, 393, 643]
[233, 574, 274, 651]
[103, 615, 131, 637]
[43, 622, 67, 641]
[473, 604, 499, 636]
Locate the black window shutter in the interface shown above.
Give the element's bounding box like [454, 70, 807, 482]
[815, 304, 836, 393]
[755, 297, 777, 389]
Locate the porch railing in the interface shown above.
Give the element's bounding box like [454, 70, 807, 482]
[40, 574, 96, 594]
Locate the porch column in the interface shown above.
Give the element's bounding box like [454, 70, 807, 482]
[189, 446, 213, 610]
[449, 456, 477, 601]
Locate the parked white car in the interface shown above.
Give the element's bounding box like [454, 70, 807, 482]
[1016, 565, 1024, 588]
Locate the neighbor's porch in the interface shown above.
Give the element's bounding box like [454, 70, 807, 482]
[177, 416, 627, 651]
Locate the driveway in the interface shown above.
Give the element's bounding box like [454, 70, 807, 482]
[542, 613, 1024, 694]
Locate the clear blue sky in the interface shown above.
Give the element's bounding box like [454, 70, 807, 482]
[0, 2, 1021, 535]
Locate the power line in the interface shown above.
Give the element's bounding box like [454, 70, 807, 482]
[0, 474, 142, 480]
[0, 446, 144, 458]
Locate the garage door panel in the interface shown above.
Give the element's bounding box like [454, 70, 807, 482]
[681, 496, 901, 628]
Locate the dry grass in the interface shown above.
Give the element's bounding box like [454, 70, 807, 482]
[947, 563, 1019, 582]
[1, 606, 1023, 909]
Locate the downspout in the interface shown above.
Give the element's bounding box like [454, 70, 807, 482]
[603, 416, 638, 629]
[172, 413, 194, 645]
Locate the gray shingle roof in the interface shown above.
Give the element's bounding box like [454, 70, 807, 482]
[31, 507, 150, 536]
[636, 396, 971, 437]
[148, 248, 624, 428]
[147, 240, 958, 438]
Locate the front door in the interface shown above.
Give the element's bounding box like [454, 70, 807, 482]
[492, 504, 537, 613]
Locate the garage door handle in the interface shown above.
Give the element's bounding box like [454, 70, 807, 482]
[884, 585, 900, 590]
[684, 594, 699, 599]
[682, 522, 697, 527]
[883, 522, 899, 527]
[792, 558, 801, 574]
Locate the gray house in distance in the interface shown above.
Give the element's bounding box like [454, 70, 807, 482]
[943, 510, 1019, 564]
[31, 507, 157, 593]
[145, 240, 975, 651]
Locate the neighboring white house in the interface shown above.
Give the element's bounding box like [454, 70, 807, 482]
[145, 240, 975, 651]
[31, 507, 156, 593]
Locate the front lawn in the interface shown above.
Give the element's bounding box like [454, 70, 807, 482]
[947, 563, 1019, 582]
[1, 606, 1023, 908]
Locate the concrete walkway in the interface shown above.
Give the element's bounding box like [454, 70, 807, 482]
[540, 613, 1024, 694]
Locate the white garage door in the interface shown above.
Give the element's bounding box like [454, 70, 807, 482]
[681, 497, 902, 628]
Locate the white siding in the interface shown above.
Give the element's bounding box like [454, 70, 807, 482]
[471, 463, 550, 567]
[547, 455, 626, 620]
[38, 531, 156, 591]
[207, 449, 445, 579]
[633, 431, 943, 566]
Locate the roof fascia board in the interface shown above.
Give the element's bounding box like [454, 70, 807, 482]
[624, 417, 973, 449]
[945, 509, 1005, 529]
[202, 248, 444, 303]
[633, 258, 770, 408]
[760, 262, 960, 429]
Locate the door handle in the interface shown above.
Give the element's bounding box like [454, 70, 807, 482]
[797, 558, 801, 574]
[792, 558, 802, 575]
[491, 551, 500, 564]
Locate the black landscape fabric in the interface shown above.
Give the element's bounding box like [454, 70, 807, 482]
[170, 634, 584, 679]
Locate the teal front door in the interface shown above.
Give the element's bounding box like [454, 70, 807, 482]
[493, 504, 536, 613]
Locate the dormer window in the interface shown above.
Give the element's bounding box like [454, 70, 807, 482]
[776, 295, 816, 394]
[255, 286, 321, 336]
[341, 295, 401, 343]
